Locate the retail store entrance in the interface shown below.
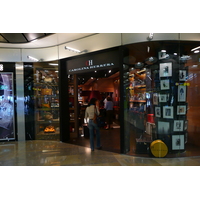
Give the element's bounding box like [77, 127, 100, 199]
[68, 68, 121, 153]
[59, 47, 122, 153]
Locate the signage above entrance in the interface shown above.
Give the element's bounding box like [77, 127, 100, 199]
[67, 49, 119, 74]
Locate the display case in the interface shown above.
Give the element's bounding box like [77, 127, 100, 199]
[33, 65, 60, 140]
[129, 68, 147, 132]
[68, 74, 79, 138]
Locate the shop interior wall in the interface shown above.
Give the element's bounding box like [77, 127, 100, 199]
[186, 56, 200, 146]
[81, 77, 120, 105]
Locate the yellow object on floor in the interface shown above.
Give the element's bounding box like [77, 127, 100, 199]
[150, 140, 168, 157]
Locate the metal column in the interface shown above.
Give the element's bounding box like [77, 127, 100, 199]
[15, 62, 25, 141]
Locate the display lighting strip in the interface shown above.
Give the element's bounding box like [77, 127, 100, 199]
[191, 46, 200, 52]
[65, 46, 81, 53]
[27, 56, 39, 62]
[49, 63, 58, 66]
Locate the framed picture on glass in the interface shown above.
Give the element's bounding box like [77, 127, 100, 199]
[179, 70, 187, 81]
[184, 120, 188, 130]
[155, 106, 161, 118]
[178, 85, 186, 102]
[173, 120, 184, 132]
[177, 105, 187, 115]
[158, 121, 170, 135]
[153, 93, 158, 105]
[159, 94, 167, 103]
[159, 62, 172, 77]
[172, 135, 185, 150]
[163, 106, 174, 119]
[160, 79, 170, 90]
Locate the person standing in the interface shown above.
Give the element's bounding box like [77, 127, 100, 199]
[85, 98, 102, 151]
[105, 96, 114, 130]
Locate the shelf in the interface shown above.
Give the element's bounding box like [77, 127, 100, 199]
[37, 120, 60, 123]
[129, 100, 146, 102]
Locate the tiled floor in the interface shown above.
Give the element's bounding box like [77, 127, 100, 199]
[1, 140, 200, 166]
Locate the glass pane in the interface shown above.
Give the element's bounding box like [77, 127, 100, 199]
[24, 61, 60, 140]
[123, 39, 200, 157]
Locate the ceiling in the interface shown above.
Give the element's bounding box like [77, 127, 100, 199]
[0, 33, 97, 48]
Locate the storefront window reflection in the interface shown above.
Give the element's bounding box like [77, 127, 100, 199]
[124, 40, 200, 157]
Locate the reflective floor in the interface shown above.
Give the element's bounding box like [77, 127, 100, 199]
[1, 140, 200, 166]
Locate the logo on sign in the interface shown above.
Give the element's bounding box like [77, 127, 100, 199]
[85, 60, 93, 66]
[0, 64, 3, 71]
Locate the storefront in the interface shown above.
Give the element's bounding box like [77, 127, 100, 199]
[6, 33, 200, 158]
[59, 47, 124, 153]
[122, 39, 200, 157]
[0, 63, 16, 141]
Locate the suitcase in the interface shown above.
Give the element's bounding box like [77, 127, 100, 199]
[83, 124, 90, 138]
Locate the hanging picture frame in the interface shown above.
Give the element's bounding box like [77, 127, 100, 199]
[178, 85, 186, 102]
[172, 135, 185, 150]
[159, 62, 172, 77]
[163, 106, 174, 119]
[173, 120, 184, 132]
[157, 121, 170, 135]
[160, 79, 170, 90]
[155, 106, 161, 118]
[159, 94, 167, 102]
[184, 120, 188, 130]
[153, 93, 158, 105]
[177, 105, 187, 115]
[179, 70, 187, 81]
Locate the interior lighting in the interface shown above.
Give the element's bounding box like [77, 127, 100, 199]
[194, 50, 200, 53]
[191, 46, 200, 51]
[49, 63, 58, 66]
[109, 70, 111, 73]
[161, 50, 166, 53]
[95, 71, 97, 73]
[65, 46, 81, 53]
[91, 77, 93, 79]
[27, 56, 39, 62]
[174, 53, 177, 55]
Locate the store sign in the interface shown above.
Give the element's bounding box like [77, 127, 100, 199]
[67, 49, 119, 74]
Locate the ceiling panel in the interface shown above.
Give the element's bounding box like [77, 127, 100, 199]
[0, 33, 97, 48]
[1, 33, 27, 43]
[23, 33, 52, 42]
[0, 35, 7, 43]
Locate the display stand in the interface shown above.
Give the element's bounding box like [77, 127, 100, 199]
[68, 74, 79, 138]
[34, 67, 60, 140]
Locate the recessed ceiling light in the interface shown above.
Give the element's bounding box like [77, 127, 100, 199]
[65, 46, 81, 53]
[27, 56, 39, 62]
[191, 46, 200, 51]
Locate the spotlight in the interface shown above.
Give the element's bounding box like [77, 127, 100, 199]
[27, 56, 39, 62]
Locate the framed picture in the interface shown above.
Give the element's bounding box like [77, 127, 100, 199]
[159, 94, 167, 102]
[158, 121, 170, 134]
[155, 106, 161, 117]
[172, 135, 185, 150]
[159, 62, 172, 77]
[163, 106, 174, 119]
[160, 79, 170, 90]
[153, 93, 158, 105]
[184, 120, 188, 130]
[178, 85, 186, 102]
[179, 70, 187, 81]
[173, 120, 184, 132]
[177, 105, 187, 115]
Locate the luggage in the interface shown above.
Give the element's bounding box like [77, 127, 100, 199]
[83, 124, 89, 138]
